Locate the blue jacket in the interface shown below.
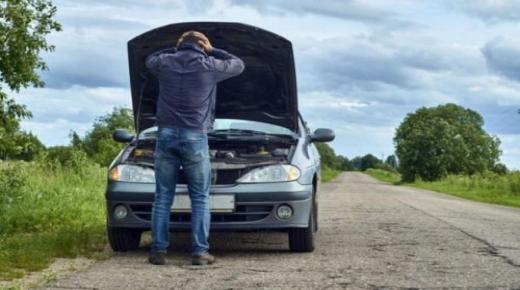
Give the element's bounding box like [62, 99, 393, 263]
[145, 42, 245, 132]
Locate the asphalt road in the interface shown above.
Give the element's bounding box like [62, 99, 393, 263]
[42, 172, 520, 289]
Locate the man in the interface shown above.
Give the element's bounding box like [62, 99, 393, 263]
[145, 31, 245, 265]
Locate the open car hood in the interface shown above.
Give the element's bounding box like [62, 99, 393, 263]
[127, 22, 298, 133]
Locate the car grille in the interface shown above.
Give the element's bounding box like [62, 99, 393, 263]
[176, 169, 242, 185]
[130, 204, 273, 223]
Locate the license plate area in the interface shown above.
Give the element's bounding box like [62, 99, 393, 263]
[171, 195, 235, 213]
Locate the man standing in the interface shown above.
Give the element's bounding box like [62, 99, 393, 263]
[145, 31, 244, 265]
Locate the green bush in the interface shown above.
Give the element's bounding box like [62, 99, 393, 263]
[79, 107, 134, 167]
[0, 159, 107, 280]
[0, 163, 28, 221]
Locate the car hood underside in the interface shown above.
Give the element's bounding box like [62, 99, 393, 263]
[127, 22, 298, 133]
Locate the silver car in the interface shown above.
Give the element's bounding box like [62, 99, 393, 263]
[106, 22, 335, 252]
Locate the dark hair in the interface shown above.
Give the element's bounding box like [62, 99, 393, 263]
[176, 31, 207, 47]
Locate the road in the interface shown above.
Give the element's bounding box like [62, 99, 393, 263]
[42, 172, 520, 289]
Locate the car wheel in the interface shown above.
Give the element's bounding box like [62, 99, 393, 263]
[288, 202, 315, 252]
[107, 226, 141, 252]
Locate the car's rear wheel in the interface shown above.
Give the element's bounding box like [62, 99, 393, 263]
[288, 202, 315, 252]
[107, 227, 141, 252]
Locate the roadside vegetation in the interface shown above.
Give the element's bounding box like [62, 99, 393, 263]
[0, 107, 133, 281]
[321, 168, 340, 182]
[364, 103, 517, 208]
[366, 169, 520, 208]
[0, 107, 134, 281]
[0, 156, 108, 280]
[314, 143, 348, 182]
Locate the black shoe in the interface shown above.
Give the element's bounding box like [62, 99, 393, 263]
[191, 252, 216, 265]
[148, 251, 166, 265]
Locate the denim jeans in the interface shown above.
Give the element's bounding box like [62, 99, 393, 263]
[151, 126, 211, 255]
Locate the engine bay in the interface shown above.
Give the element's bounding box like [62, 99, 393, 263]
[121, 136, 296, 185]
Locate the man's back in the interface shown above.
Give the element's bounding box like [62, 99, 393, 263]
[146, 42, 245, 132]
[147, 31, 245, 266]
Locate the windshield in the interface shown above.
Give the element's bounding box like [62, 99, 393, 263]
[140, 119, 296, 137]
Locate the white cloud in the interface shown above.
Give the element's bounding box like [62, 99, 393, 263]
[497, 134, 520, 170]
[13, 86, 131, 145]
[452, 0, 520, 23]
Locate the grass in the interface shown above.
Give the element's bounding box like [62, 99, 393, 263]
[364, 168, 401, 184]
[0, 159, 109, 281]
[365, 168, 520, 208]
[322, 167, 341, 183]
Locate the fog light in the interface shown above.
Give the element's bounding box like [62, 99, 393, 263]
[114, 205, 128, 219]
[276, 204, 293, 219]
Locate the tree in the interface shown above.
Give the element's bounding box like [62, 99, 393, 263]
[360, 154, 382, 171]
[385, 155, 398, 169]
[394, 103, 501, 182]
[315, 142, 338, 169]
[350, 156, 362, 171]
[0, 0, 61, 158]
[336, 155, 353, 171]
[0, 127, 44, 160]
[79, 107, 134, 166]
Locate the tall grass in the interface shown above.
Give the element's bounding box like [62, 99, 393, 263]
[413, 172, 520, 207]
[366, 168, 520, 208]
[364, 168, 401, 184]
[0, 153, 108, 280]
[322, 167, 340, 182]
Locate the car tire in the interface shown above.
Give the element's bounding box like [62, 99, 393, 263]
[288, 202, 315, 252]
[313, 186, 319, 232]
[107, 226, 141, 252]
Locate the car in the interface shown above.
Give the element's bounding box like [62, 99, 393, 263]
[106, 22, 335, 253]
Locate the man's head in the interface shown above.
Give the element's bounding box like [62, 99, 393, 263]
[176, 30, 209, 48]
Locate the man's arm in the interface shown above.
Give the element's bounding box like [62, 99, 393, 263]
[209, 48, 245, 82]
[145, 48, 177, 75]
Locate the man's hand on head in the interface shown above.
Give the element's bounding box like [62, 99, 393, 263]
[198, 38, 213, 54]
[176, 30, 213, 54]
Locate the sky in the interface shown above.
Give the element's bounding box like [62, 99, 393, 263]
[10, 0, 520, 169]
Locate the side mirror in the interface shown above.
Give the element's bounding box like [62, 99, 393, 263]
[113, 129, 134, 143]
[310, 128, 335, 143]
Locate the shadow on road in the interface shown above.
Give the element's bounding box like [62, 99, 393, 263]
[123, 231, 291, 257]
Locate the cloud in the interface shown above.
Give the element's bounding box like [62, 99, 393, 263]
[297, 37, 421, 93]
[497, 134, 520, 169]
[13, 86, 131, 145]
[482, 37, 520, 82]
[6, 0, 520, 168]
[452, 0, 520, 23]
[231, 0, 394, 23]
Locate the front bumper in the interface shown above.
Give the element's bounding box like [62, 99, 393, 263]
[106, 181, 313, 231]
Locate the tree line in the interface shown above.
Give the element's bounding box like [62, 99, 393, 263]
[314, 143, 398, 173]
[1, 102, 509, 183]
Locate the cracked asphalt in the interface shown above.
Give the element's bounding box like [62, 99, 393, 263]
[42, 172, 520, 289]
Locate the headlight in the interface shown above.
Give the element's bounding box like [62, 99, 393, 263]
[237, 165, 300, 183]
[109, 164, 155, 183]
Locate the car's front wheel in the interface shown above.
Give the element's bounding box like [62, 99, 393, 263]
[107, 227, 141, 252]
[288, 202, 316, 252]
